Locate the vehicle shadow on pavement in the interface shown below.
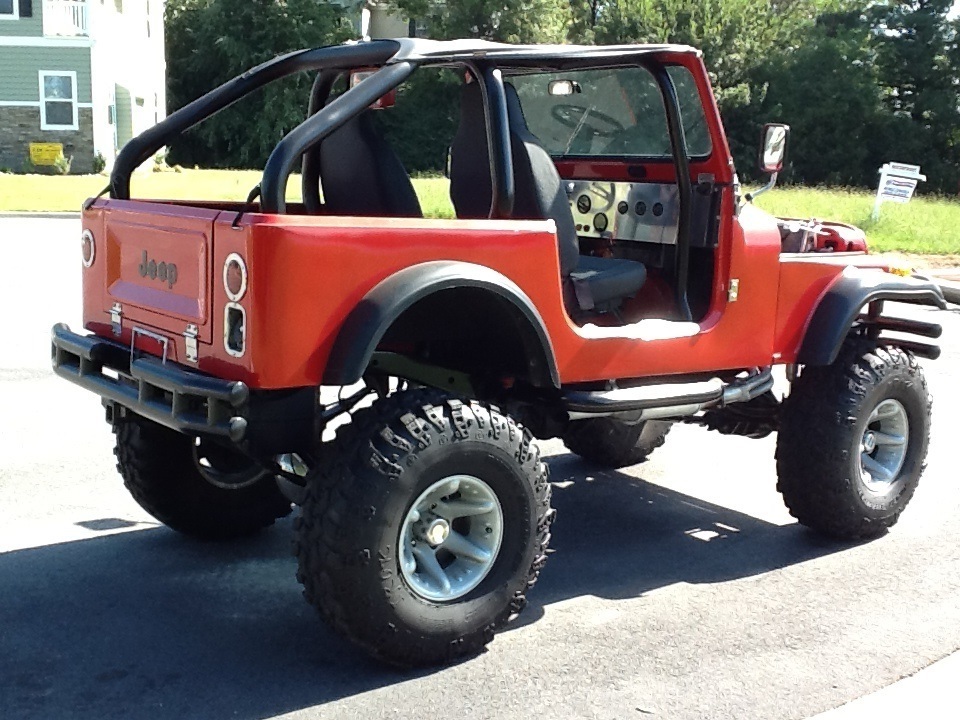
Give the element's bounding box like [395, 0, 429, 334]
[0, 521, 401, 720]
[0, 458, 851, 720]
[514, 452, 851, 627]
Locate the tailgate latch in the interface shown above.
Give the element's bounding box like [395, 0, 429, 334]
[109, 302, 122, 335]
[184, 324, 199, 363]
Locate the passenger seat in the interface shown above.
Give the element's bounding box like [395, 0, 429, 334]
[318, 110, 422, 218]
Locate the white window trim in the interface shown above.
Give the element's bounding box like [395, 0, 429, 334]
[39, 70, 79, 131]
[0, 0, 19, 21]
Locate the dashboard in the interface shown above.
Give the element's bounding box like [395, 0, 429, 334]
[566, 180, 680, 245]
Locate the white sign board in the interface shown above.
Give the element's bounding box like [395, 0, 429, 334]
[880, 176, 918, 203]
[873, 162, 925, 219]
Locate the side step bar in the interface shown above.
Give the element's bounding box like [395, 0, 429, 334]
[563, 368, 774, 420]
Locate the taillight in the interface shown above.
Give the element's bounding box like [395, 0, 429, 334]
[223, 253, 247, 357]
[223, 252, 247, 302]
[81, 229, 95, 267]
[224, 303, 246, 357]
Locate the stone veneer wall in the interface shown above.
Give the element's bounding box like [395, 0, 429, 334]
[0, 107, 95, 174]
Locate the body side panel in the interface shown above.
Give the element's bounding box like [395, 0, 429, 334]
[84, 199, 784, 389]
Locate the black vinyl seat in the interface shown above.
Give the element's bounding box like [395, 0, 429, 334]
[570, 255, 648, 311]
[450, 82, 646, 313]
[318, 110, 422, 218]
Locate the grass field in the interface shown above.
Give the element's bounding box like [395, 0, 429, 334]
[0, 170, 458, 218]
[1, 170, 956, 254]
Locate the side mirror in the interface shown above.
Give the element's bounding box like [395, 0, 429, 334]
[758, 123, 789, 174]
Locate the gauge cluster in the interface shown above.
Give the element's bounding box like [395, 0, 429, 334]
[566, 180, 679, 245]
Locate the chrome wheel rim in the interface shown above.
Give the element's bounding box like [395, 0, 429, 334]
[860, 399, 909, 493]
[398, 474, 503, 602]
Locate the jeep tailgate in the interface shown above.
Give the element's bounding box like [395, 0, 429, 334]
[99, 203, 216, 344]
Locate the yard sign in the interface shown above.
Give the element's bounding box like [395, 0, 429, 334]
[29, 143, 64, 166]
[873, 162, 926, 219]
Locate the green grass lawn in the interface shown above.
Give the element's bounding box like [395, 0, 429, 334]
[1, 170, 956, 254]
[0, 169, 274, 211]
[0, 170, 458, 218]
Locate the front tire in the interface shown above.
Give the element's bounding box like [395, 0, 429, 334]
[113, 413, 292, 539]
[776, 342, 931, 540]
[294, 389, 554, 667]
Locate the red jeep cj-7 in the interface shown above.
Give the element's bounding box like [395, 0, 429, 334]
[52, 39, 946, 666]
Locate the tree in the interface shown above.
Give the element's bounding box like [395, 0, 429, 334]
[379, 0, 572, 173]
[388, 0, 570, 43]
[566, 1, 852, 177]
[752, 10, 892, 186]
[869, 0, 960, 192]
[165, 0, 353, 169]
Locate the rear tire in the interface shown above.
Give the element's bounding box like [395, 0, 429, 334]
[294, 389, 554, 667]
[776, 342, 931, 540]
[563, 418, 671, 468]
[113, 413, 292, 539]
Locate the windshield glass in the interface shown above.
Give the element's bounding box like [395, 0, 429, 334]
[508, 66, 711, 159]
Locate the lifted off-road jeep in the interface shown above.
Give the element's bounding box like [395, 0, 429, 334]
[53, 39, 946, 667]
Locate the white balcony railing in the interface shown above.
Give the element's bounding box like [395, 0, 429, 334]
[44, 0, 89, 38]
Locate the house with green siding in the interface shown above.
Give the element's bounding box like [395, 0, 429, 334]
[0, 0, 165, 174]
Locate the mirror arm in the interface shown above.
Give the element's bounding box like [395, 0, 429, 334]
[745, 171, 778, 203]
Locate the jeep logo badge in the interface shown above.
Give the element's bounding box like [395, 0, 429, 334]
[138, 250, 178, 289]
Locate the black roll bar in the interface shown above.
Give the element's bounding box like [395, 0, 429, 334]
[109, 40, 402, 200]
[650, 62, 693, 322]
[260, 61, 416, 213]
[301, 70, 341, 213]
[477, 64, 515, 219]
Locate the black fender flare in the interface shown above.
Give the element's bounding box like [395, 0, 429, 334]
[323, 261, 560, 388]
[797, 269, 946, 365]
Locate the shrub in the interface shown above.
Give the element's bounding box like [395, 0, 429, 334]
[53, 153, 73, 175]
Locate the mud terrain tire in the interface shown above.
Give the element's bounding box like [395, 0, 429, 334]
[113, 413, 292, 539]
[563, 418, 671, 468]
[777, 342, 931, 540]
[294, 389, 554, 667]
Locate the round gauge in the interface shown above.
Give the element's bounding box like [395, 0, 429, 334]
[576, 194, 592, 214]
[617, 201, 628, 215]
[635, 201, 647, 216]
[593, 213, 608, 233]
[652, 202, 664, 217]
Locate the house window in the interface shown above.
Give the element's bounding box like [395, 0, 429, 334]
[39, 71, 79, 131]
[0, 0, 18, 20]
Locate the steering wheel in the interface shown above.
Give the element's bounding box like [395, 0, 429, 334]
[551, 104, 625, 138]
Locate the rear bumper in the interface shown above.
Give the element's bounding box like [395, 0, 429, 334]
[51, 323, 249, 441]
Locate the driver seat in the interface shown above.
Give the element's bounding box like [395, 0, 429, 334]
[450, 82, 647, 314]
